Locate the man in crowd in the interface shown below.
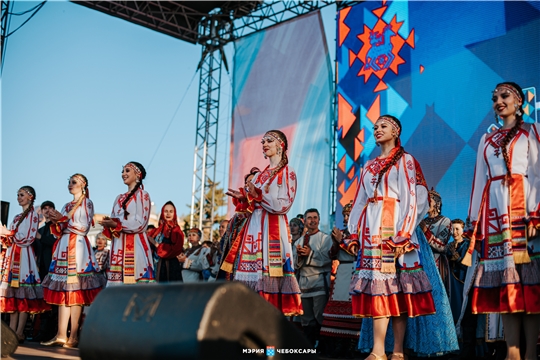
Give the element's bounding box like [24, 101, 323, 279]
[293, 208, 332, 348]
[31, 201, 57, 342]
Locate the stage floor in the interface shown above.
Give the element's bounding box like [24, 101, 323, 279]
[6, 342, 80, 360]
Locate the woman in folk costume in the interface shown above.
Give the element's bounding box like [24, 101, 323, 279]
[419, 188, 452, 296]
[222, 130, 303, 316]
[147, 201, 184, 282]
[348, 115, 436, 360]
[218, 167, 260, 280]
[98, 162, 155, 285]
[320, 201, 362, 358]
[41, 174, 104, 348]
[0, 186, 50, 342]
[466, 82, 540, 360]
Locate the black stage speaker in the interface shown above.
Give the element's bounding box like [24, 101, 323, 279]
[1, 201, 9, 226]
[1, 320, 18, 357]
[79, 281, 315, 360]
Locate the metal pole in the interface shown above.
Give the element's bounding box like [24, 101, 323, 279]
[189, 145, 198, 228]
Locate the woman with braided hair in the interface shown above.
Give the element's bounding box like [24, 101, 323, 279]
[348, 115, 454, 360]
[466, 82, 540, 360]
[222, 130, 303, 316]
[0, 186, 50, 342]
[41, 174, 104, 348]
[98, 162, 155, 285]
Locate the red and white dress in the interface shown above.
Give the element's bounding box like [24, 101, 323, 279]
[222, 165, 303, 316]
[42, 198, 104, 306]
[103, 188, 155, 285]
[348, 151, 436, 318]
[1, 208, 50, 313]
[467, 123, 540, 314]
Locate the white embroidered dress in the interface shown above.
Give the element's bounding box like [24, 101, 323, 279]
[232, 165, 303, 315]
[42, 198, 104, 306]
[1, 209, 49, 313]
[348, 152, 433, 317]
[105, 188, 155, 285]
[467, 123, 540, 314]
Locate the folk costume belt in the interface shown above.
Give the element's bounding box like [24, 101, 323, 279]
[123, 234, 136, 284]
[462, 173, 529, 266]
[67, 232, 78, 284]
[10, 245, 22, 287]
[266, 213, 283, 277]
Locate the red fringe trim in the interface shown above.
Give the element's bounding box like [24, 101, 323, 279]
[260, 292, 303, 316]
[0, 297, 51, 314]
[352, 291, 435, 318]
[472, 283, 540, 314]
[43, 287, 102, 306]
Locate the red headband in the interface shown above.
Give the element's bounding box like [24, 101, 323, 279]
[376, 116, 401, 136]
[71, 174, 87, 187]
[125, 163, 142, 180]
[263, 132, 285, 148]
[493, 84, 522, 102]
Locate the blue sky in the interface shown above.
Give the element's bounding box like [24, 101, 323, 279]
[1, 1, 336, 225]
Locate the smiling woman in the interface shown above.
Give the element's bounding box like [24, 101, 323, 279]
[147, 201, 184, 282]
[41, 174, 105, 348]
[466, 82, 540, 359]
[221, 130, 303, 316]
[98, 162, 155, 285]
[0, 186, 51, 342]
[349, 115, 436, 359]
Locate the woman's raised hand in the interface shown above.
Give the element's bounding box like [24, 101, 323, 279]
[226, 188, 243, 199]
[98, 217, 118, 228]
[48, 210, 64, 223]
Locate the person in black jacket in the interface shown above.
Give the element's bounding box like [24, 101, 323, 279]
[36, 201, 56, 280]
[30, 201, 58, 342]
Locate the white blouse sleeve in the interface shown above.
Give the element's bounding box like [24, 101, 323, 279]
[468, 134, 488, 224]
[260, 166, 297, 215]
[527, 124, 540, 224]
[395, 154, 422, 241]
[122, 189, 151, 233]
[348, 166, 369, 238]
[68, 198, 94, 236]
[10, 210, 38, 248]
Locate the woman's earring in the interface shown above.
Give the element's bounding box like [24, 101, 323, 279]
[515, 104, 522, 116]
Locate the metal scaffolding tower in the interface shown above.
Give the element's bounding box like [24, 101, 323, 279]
[0, 1, 10, 71]
[189, 14, 229, 235]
